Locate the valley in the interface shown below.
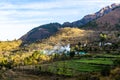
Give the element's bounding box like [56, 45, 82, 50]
[0, 3, 120, 80]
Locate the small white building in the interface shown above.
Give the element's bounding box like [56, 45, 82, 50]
[43, 44, 71, 55]
[104, 42, 112, 46]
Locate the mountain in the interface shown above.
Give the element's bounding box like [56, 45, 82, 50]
[95, 6, 120, 31]
[82, 5, 120, 31]
[20, 23, 61, 42]
[63, 3, 120, 27]
[20, 3, 120, 43]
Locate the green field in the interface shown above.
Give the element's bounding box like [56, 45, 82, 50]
[75, 58, 113, 65]
[95, 54, 120, 58]
[39, 54, 119, 76]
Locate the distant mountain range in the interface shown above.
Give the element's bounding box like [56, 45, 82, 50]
[63, 3, 120, 27]
[20, 3, 120, 43]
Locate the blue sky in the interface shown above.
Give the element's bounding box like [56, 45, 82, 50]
[0, 0, 120, 41]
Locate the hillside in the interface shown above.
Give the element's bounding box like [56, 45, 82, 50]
[23, 27, 119, 51]
[24, 27, 97, 51]
[20, 23, 61, 43]
[82, 7, 120, 31]
[96, 7, 120, 30]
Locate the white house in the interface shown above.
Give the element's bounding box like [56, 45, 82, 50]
[43, 44, 71, 55]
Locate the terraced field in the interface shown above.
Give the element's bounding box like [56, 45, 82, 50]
[38, 53, 119, 76]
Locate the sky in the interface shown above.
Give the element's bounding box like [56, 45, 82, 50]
[0, 0, 120, 41]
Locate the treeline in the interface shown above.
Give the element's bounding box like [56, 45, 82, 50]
[0, 40, 22, 52]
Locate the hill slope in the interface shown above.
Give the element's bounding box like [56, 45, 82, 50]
[20, 23, 61, 42]
[82, 7, 120, 31]
[22, 27, 119, 51]
[24, 28, 95, 50]
[96, 7, 120, 30]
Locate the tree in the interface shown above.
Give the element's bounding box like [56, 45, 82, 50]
[78, 42, 81, 48]
[32, 51, 40, 59]
[69, 51, 75, 58]
[100, 32, 107, 42]
[99, 32, 107, 47]
[113, 58, 120, 67]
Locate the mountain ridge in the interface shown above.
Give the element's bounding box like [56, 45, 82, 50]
[20, 3, 120, 43]
[63, 3, 120, 27]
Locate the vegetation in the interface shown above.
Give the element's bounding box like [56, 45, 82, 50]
[23, 27, 95, 51]
[81, 21, 98, 28]
[0, 40, 22, 52]
[0, 53, 120, 80]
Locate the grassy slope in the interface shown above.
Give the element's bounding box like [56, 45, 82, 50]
[26, 27, 94, 50]
[24, 27, 119, 51]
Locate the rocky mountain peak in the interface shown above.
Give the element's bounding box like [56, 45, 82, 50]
[70, 3, 120, 27]
[95, 3, 120, 17]
[111, 3, 120, 8]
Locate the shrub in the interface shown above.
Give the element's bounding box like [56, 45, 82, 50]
[113, 58, 120, 67]
[100, 66, 111, 76]
[110, 67, 120, 80]
[69, 51, 75, 58]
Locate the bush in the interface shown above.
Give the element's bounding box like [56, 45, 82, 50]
[110, 67, 120, 80]
[100, 66, 111, 76]
[0, 60, 13, 69]
[89, 76, 100, 80]
[69, 51, 75, 58]
[113, 58, 120, 67]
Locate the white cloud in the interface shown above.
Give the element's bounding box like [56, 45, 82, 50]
[0, 0, 119, 10]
